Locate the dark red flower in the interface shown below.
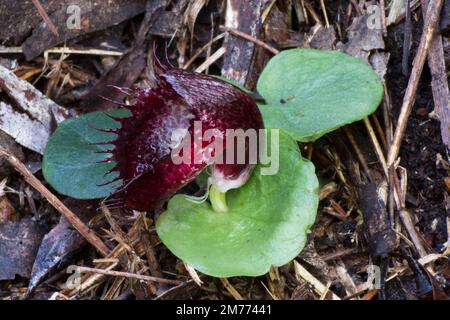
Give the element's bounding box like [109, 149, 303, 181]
[103, 65, 263, 211]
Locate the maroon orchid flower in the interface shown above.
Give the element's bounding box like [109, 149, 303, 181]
[101, 63, 264, 211]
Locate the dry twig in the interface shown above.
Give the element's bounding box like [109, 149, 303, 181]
[219, 26, 279, 55]
[0, 47, 123, 56]
[31, 0, 59, 37]
[294, 261, 341, 300]
[220, 278, 244, 300]
[387, 0, 444, 166]
[421, 0, 450, 151]
[0, 146, 110, 256]
[76, 266, 183, 285]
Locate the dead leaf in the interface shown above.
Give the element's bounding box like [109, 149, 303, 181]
[445, 177, 450, 191]
[28, 216, 85, 290]
[0, 196, 18, 224]
[0, 216, 47, 280]
[185, 0, 208, 34]
[28, 199, 97, 291]
[298, 238, 333, 279]
[308, 25, 337, 50]
[0, 65, 70, 154]
[151, 11, 183, 37]
[370, 52, 390, 83]
[336, 14, 384, 63]
[264, 3, 303, 48]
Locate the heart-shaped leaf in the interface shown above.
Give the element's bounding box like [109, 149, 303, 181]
[156, 130, 319, 277]
[257, 49, 383, 141]
[43, 110, 130, 199]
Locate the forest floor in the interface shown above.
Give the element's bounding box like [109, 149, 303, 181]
[0, 0, 449, 300]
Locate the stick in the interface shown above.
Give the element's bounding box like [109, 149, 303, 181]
[0, 146, 110, 256]
[154, 280, 195, 300]
[183, 33, 226, 69]
[220, 278, 244, 300]
[76, 266, 182, 285]
[221, 0, 264, 86]
[183, 262, 203, 287]
[387, 0, 444, 166]
[219, 26, 279, 55]
[371, 114, 388, 152]
[382, 85, 394, 148]
[31, 0, 59, 37]
[63, 219, 143, 297]
[380, 0, 387, 35]
[194, 47, 226, 73]
[320, 0, 330, 28]
[304, 0, 324, 24]
[364, 117, 388, 178]
[0, 47, 123, 56]
[398, 208, 428, 257]
[321, 248, 360, 262]
[294, 260, 341, 300]
[343, 127, 372, 181]
[390, 167, 428, 257]
[402, 0, 412, 76]
[421, 0, 450, 152]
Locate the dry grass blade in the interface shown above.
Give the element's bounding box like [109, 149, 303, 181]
[194, 47, 226, 73]
[183, 262, 203, 286]
[220, 278, 243, 300]
[294, 261, 341, 300]
[62, 219, 144, 297]
[185, 0, 208, 34]
[343, 127, 372, 180]
[183, 33, 226, 69]
[320, 0, 330, 28]
[319, 282, 332, 300]
[387, 0, 420, 26]
[364, 117, 388, 178]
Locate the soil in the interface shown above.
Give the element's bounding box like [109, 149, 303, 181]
[386, 18, 448, 251]
[0, 0, 448, 301]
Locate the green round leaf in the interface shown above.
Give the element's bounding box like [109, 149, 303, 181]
[257, 48, 383, 141]
[156, 130, 319, 277]
[43, 109, 130, 199]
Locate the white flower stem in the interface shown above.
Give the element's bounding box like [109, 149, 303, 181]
[209, 185, 228, 213]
